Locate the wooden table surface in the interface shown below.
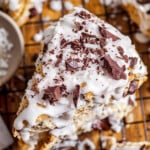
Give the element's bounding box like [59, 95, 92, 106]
[0, 0, 150, 149]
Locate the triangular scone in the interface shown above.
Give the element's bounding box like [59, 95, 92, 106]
[13, 7, 147, 149]
[100, 136, 150, 150]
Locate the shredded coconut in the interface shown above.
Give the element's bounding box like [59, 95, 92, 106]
[0, 28, 13, 76]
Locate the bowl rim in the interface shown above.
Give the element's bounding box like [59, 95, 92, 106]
[0, 11, 24, 86]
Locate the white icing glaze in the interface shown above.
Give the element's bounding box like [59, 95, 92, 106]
[8, 0, 20, 11]
[31, 0, 45, 13]
[134, 32, 150, 43]
[33, 30, 44, 42]
[49, 0, 62, 11]
[13, 7, 147, 149]
[64, 1, 74, 11]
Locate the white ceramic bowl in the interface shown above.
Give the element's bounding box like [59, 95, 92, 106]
[0, 11, 24, 86]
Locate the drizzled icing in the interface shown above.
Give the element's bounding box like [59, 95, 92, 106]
[13, 7, 147, 149]
[122, 0, 150, 35]
[100, 0, 121, 7]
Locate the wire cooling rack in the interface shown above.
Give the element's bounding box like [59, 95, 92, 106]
[0, 0, 150, 149]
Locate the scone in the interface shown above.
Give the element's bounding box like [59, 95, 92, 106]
[84, 0, 121, 15]
[122, 0, 150, 37]
[0, 0, 44, 26]
[101, 136, 150, 150]
[13, 7, 147, 150]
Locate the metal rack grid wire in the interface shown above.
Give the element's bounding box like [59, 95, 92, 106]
[0, 0, 150, 149]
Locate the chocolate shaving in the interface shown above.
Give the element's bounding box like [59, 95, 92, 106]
[82, 57, 92, 70]
[75, 11, 91, 19]
[98, 48, 106, 56]
[129, 57, 138, 68]
[101, 54, 126, 80]
[60, 38, 69, 49]
[99, 26, 120, 41]
[73, 85, 80, 107]
[70, 39, 82, 50]
[66, 58, 81, 71]
[55, 54, 63, 67]
[81, 32, 99, 44]
[128, 80, 138, 94]
[75, 22, 83, 31]
[92, 118, 111, 131]
[43, 86, 61, 104]
[137, 0, 150, 4]
[60, 84, 68, 97]
[100, 38, 106, 48]
[117, 46, 128, 63]
[43, 44, 48, 53]
[29, 7, 38, 18]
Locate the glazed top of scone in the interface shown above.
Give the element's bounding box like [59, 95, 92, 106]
[14, 7, 147, 135]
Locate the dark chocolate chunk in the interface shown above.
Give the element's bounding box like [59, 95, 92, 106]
[70, 39, 82, 50]
[82, 57, 92, 70]
[75, 11, 91, 19]
[55, 54, 63, 67]
[43, 44, 48, 53]
[101, 54, 126, 80]
[92, 118, 111, 130]
[29, 7, 38, 18]
[128, 80, 138, 94]
[101, 95, 105, 98]
[117, 46, 128, 63]
[81, 32, 99, 44]
[99, 26, 120, 41]
[43, 86, 61, 104]
[75, 22, 83, 31]
[60, 84, 68, 97]
[60, 38, 69, 49]
[98, 48, 106, 56]
[137, 0, 150, 4]
[100, 38, 106, 48]
[73, 85, 80, 107]
[129, 57, 138, 68]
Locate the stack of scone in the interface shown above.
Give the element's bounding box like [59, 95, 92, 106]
[13, 7, 148, 150]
